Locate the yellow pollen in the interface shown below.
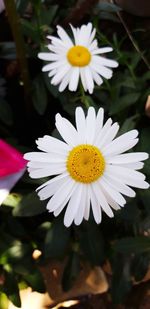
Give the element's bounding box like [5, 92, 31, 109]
[66, 145, 105, 184]
[67, 45, 91, 67]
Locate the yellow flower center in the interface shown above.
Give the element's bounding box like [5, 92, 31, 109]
[67, 45, 91, 67]
[66, 144, 105, 183]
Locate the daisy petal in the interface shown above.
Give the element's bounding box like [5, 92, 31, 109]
[84, 66, 94, 94]
[25, 152, 66, 163]
[91, 69, 103, 86]
[91, 63, 113, 79]
[51, 64, 71, 85]
[64, 183, 82, 227]
[57, 25, 73, 47]
[59, 70, 72, 92]
[100, 185, 121, 210]
[95, 108, 104, 137]
[106, 165, 149, 189]
[55, 114, 79, 146]
[74, 184, 87, 225]
[107, 152, 149, 164]
[28, 163, 66, 178]
[75, 107, 86, 143]
[102, 174, 136, 197]
[36, 135, 69, 154]
[121, 162, 144, 170]
[36, 172, 68, 190]
[92, 182, 114, 218]
[98, 123, 119, 148]
[90, 186, 102, 224]
[95, 118, 113, 147]
[80, 67, 87, 91]
[84, 184, 91, 220]
[69, 67, 80, 91]
[37, 174, 69, 200]
[92, 55, 118, 68]
[86, 107, 96, 144]
[47, 178, 75, 212]
[92, 47, 113, 54]
[103, 130, 139, 156]
[100, 178, 126, 207]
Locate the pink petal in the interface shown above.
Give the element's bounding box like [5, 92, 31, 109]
[0, 139, 27, 177]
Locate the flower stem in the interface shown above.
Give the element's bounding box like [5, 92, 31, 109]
[4, 0, 31, 111]
[80, 84, 90, 109]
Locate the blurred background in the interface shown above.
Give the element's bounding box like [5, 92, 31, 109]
[0, 0, 150, 308]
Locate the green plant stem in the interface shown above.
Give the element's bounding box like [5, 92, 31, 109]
[33, 0, 42, 43]
[80, 84, 90, 108]
[4, 0, 31, 111]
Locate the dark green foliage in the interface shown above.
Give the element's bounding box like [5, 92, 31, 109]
[114, 236, 150, 255]
[62, 251, 81, 291]
[111, 255, 132, 304]
[44, 216, 71, 259]
[78, 221, 105, 265]
[13, 192, 47, 217]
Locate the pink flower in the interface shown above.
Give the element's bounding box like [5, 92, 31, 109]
[0, 139, 27, 205]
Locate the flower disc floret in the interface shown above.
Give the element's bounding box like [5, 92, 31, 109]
[67, 46, 91, 67]
[67, 144, 105, 183]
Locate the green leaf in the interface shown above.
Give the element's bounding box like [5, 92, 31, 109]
[2, 270, 21, 308]
[110, 92, 140, 115]
[131, 252, 150, 281]
[44, 72, 59, 98]
[3, 193, 22, 208]
[16, 0, 28, 14]
[23, 269, 46, 293]
[98, 11, 120, 22]
[119, 116, 137, 135]
[114, 237, 150, 254]
[0, 98, 13, 125]
[40, 5, 58, 25]
[111, 256, 132, 303]
[138, 189, 150, 213]
[78, 222, 105, 265]
[0, 239, 32, 266]
[62, 252, 80, 291]
[44, 216, 70, 258]
[120, 77, 136, 89]
[0, 293, 8, 309]
[32, 74, 48, 115]
[13, 192, 46, 217]
[97, 1, 122, 12]
[116, 200, 140, 225]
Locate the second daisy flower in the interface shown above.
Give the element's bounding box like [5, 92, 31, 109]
[38, 23, 118, 94]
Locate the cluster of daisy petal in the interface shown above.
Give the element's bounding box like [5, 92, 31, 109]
[24, 107, 149, 227]
[38, 23, 118, 94]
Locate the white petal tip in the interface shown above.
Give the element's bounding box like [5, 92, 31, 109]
[142, 182, 150, 189]
[64, 220, 71, 228]
[55, 113, 62, 122]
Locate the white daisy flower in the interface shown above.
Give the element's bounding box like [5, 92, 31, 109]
[24, 107, 149, 227]
[38, 23, 118, 94]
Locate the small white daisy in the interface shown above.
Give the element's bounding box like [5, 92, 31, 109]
[38, 23, 118, 94]
[24, 107, 149, 227]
